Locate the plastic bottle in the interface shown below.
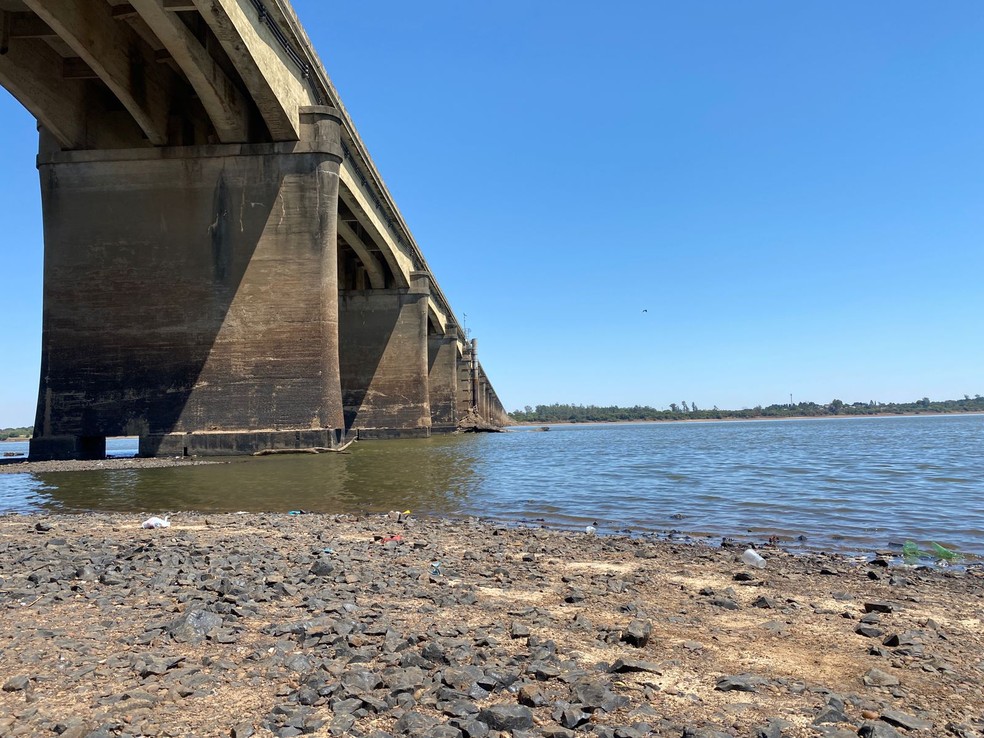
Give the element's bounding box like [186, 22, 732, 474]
[741, 548, 766, 569]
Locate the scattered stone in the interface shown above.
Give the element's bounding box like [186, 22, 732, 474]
[862, 669, 900, 687]
[855, 625, 884, 638]
[857, 722, 903, 738]
[166, 609, 222, 643]
[2, 675, 29, 692]
[882, 632, 919, 648]
[621, 619, 652, 648]
[880, 709, 933, 732]
[477, 704, 534, 731]
[863, 602, 895, 614]
[715, 674, 762, 692]
[815, 705, 849, 724]
[610, 658, 662, 674]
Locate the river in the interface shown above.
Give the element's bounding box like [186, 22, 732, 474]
[1, 414, 982, 557]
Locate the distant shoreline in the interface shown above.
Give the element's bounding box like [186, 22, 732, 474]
[508, 409, 984, 427]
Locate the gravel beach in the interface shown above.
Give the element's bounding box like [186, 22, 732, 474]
[0, 512, 981, 738]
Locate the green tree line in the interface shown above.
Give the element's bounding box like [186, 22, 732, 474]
[0, 426, 33, 441]
[509, 395, 984, 424]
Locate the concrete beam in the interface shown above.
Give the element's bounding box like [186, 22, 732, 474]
[339, 161, 412, 288]
[191, 0, 312, 141]
[427, 298, 448, 335]
[337, 218, 385, 290]
[0, 37, 83, 148]
[6, 12, 56, 40]
[24, 0, 173, 145]
[0, 37, 134, 150]
[130, 0, 250, 143]
[62, 58, 99, 80]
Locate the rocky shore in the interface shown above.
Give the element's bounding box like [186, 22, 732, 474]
[0, 513, 981, 738]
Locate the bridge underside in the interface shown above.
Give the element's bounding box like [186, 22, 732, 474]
[0, 0, 507, 459]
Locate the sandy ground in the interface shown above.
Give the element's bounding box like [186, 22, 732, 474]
[0, 512, 981, 738]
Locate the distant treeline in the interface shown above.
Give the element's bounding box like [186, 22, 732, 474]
[509, 396, 984, 424]
[0, 426, 33, 441]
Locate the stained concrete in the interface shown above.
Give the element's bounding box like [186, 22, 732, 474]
[30, 108, 346, 459]
[338, 273, 431, 438]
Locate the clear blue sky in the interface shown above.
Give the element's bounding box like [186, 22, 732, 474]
[2, 1, 983, 425]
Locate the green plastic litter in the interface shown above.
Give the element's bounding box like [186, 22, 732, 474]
[902, 540, 922, 559]
[929, 541, 958, 560]
[902, 540, 959, 561]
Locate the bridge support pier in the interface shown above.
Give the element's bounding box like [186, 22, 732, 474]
[30, 107, 348, 460]
[428, 328, 460, 433]
[338, 272, 432, 439]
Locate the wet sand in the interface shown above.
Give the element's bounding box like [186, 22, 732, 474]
[0, 512, 981, 738]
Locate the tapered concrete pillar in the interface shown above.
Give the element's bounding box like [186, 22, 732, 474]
[428, 327, 459, 433]
[338, 271, 432, 438]
[30, 107, 346, 459]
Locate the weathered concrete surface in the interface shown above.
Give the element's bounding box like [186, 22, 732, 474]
[428, 329, 460, 433]
[30, 108, 346, 459]
[338, 273, 432, 438]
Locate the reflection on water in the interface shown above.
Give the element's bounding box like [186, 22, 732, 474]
[1, 415, 983, 557]
[1, 435, 480, 518]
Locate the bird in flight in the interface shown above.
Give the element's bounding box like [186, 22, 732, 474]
[642, 309, 648, 313]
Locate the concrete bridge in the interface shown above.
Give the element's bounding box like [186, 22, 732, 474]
[0, 0, 508, 459]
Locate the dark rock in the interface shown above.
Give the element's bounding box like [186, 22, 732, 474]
[555, 706, 590, 730]
[394, 712, 440, 734]
[610, 658, 661, 674]
[882, 632, 919, 648]
[814, 706, 849, 724]
[857, 722, 903, 738]
[715, 674, 762, 692]
[944, 722, 981, 738]
[230, 725, 255, 738]
[733, 572, 756, 582]
[477, 704, 534, 731]
[541, 726, 576, 738]
[709, 597, 740, 610]
[167, 609, 222, 643]
[752, 596, 778, 609]
[855, 625, 885, 638]
[2, 675, 29, 692]
[425, 727, 462, 738]
[310, 559, 335, 577]
[510, 621, 530, 639]
[341, 669, 381, 694]
[863, 602, 895, 614]
[329, 714, 357, 735]
[574, 679, 628, 712]
[453, 719, 489, 738]
[753, 719, 786, 738]
[621, 619, 652, 647]
[880, 709, 933, 731]
[517, 684, 544, 707]
[682, 728, 732, 738]
[862, 669, 900, 687]
[814, 729, 857, 738]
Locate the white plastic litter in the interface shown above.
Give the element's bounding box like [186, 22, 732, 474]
[741, 548, 766, 568]
[141, 516, 170, 529]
